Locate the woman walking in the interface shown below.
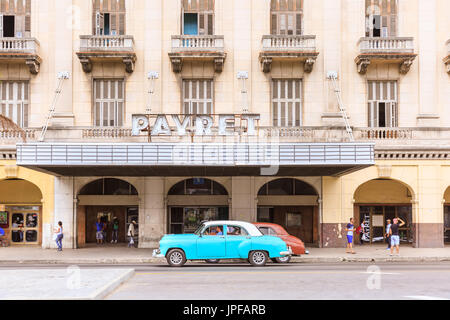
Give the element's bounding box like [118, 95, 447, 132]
[54, 221, 64, 252]
[127, 220, 137, 248]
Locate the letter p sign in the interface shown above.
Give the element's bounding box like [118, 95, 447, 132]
[132, 115, 149, 136]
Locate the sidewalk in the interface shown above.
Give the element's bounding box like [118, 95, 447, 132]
[1, 244, 450, 264]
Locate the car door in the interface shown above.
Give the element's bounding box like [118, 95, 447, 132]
[225, 225, 251, 258]
[196, 225, 226, 258]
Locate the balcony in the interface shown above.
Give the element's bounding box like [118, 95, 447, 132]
[445, 39, 450, 74]
[168, 35, 226, 73]
[259, 35, 319, 73]
[76, 35, 137, 73]
[355, 37, 416, 75]
[0, 38, 41, 74]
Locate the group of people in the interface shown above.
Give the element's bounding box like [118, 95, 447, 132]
[95, 217, 137, 248]
[345, 217, 406, 255]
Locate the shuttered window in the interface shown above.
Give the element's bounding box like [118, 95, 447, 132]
[272, 79, 302, 127]
[0, 0, 31, 37]
[367, 81, 398, 128]
[93, 79, 124, 127]
[183, 80, 214, 117]
[365, 0, 397, 37]
[270, 0, 303, 36]
[92, 0, 125, 35]
[0, 81, 29, 128]
[182, 0, 214, 35]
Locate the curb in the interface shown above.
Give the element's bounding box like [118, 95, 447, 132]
[1, 257, 450, 265]
[88, 268, 135, 300]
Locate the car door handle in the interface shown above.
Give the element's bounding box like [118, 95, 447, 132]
[219, 236, 225, 239]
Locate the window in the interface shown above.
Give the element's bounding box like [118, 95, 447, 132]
[367, 81, 397, 128]
[183, 80, 213, 116]
[0, 0, 31, 38]
[258, 179, 317, 196]
[203, 225, 224, 236]
[270, 0, 303, 36]
[79, 178, 138, 195]
[258, 226, 276, 236]
[272, 79, 302, 127]
[168, 179, 228, 196]
[226, 225, 248, 236]
[0, 81, 29, 128]
[365, 0, 397, 37]
[92, 0, 125, 35]
[93, 79, 124, 127]
[182, 0, 214, 35]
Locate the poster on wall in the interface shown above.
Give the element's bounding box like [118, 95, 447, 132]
[372, 215, 384, 227]
[0, 211, 8, 226]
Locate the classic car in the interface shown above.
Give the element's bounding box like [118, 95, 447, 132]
[153, 220, 292, 267]
[254, 222, 308, 263]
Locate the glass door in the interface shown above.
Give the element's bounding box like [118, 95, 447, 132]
[444, 206, 450, 244]
[9, 206, 40, 245]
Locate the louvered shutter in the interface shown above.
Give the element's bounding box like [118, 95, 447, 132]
[95, 12, 104, 35]
[271, 14, 277, 35]
[15, 15, 24, 37]
[118, 13, 125, 35]
[25, 15, 30, 34]
[295, 13, 301, 35]
[0, 14, 3, 37]
[110, 13, 117, 35]
[207, 13, 213, 35]
[198, 13, 205, 35]
[390, 14, 397, 36]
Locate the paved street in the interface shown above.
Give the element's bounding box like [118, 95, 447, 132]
[2, 262, 448, 300]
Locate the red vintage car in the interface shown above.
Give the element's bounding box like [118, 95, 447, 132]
[253, 222, 307, 263]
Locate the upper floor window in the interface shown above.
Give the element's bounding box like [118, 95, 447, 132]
[0, 81, 29, 128]
[365, 0, 397, 37]
[182, 0, 214, 35]
[183, 79, 213, 116]
[270, 0, 303, 36]
[0, 0, 31, 37]
[93, 0, 125, 36]
[368, 80, 397, 128]
[93, 79, 124, 127]
[272, 79, 302, 127]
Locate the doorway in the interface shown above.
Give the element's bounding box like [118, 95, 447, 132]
[3, 16, 15, 37]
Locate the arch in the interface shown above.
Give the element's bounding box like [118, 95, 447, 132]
[168, 178, 229, 196]
[0, 178, 43, 203]
[257, 178, 318, 196]
[79, 178, 138, 196]
[353, 178, 415, 245]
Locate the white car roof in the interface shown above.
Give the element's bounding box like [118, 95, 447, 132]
[202, 220, 263, 236]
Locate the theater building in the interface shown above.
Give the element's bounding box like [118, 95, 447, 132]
[0, 0, 449, 249]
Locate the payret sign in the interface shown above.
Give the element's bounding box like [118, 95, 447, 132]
[132, 114, 260, 136]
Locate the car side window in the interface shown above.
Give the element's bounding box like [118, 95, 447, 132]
[226, 225, 248, 236]
[203, 225, 224, 236]
[268, 228, 277, 236]
[258, 227, 269, 235]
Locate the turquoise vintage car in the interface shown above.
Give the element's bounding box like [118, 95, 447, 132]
[153, 220, 292, 267]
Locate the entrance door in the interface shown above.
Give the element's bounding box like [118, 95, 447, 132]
[9, 206, 40, 245]
[85, 206, 130, 244]
[257, 206, 316, 244]
[445, 206, 450, 244]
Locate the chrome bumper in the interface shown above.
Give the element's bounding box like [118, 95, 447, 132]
[152, 249, 164, 258]
[280, 246, 293, 256]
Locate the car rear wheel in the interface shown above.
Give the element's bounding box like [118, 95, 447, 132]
[205, 259, 220, 263]
[272, 256, 291, 263]
[249, 250, 268, 267]
[166, 249, 186, 267]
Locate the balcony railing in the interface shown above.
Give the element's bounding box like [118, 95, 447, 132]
[261, 35, 316, 52]
[356, 128, 412, 140]
[0, 37, 40, 54]
[79, 35, 135, 52]
[171, 35, 224, 52]
[82, 128, 133, 139]
[0, 129, 36, 142]
[358, 37, 414, 54]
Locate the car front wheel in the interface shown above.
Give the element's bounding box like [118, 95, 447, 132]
[272, 256, 291, 263]
[249, 250, 268, 267]
[166, 249, 186, 267]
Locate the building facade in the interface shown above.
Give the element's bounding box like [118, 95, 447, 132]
[0, 0, 449, 249]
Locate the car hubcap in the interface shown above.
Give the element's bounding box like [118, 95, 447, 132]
[278, 256, 289, 262]
[170, 252, 182, 264]
[253, 252, 265, 264]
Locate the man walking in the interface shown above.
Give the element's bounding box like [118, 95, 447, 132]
[95, 218, 104, 245]
[385, 219, 392, 250]
[389, 217, 405, 256]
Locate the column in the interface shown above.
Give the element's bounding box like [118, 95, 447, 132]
[140, 178, 165, 248]
[52, 177, 75, 249]
[417, 0, 439, 126]
[231, 177, 256, 222]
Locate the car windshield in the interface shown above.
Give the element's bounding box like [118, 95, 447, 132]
[194, 223, 205, 235]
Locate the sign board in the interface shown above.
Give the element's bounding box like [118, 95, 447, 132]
[372, 215, 384, 227]
[132, 114, 260, 137]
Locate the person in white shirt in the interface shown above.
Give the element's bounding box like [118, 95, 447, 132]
[127, 220, 137, 248]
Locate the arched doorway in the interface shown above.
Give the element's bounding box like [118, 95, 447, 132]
[0, 178, 43, 245]
[354, 179, 414, 245]
[77, 178, 139, 247]
[256, 178, 319, 245]
[444, 187, 450, 244]
[167, 178, 229, 234]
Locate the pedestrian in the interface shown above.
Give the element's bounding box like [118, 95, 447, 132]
[356, 219, 364, 245]
[127, 220, 136, 248]
[345, 218, 356, 254]
[385, 219, 392, 250]
[102, 218, 108, 244]
[95, 218, 104, 245]
[111, 217, 119, 244]
[54, 221, 63, 251]
[0, 226, 5, 245]
[389, 217, 405, 256]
